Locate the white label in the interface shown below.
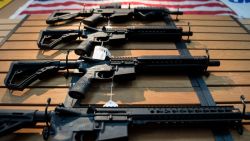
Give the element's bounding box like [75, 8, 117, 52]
[103, 100, 119, 107]
[92, 46, 111, 60]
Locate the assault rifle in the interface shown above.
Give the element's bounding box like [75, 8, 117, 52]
[38, 26, 192, 54]
[46, 3, 122, 25]
[4, 55, 219, 99]
[0, 98, 250, 141]
[46, 3, 183, 26]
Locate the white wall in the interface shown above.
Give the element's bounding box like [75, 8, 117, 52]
[221, 0, 250, 18]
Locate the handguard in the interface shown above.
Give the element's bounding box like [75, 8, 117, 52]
[37, 29, 85, 49]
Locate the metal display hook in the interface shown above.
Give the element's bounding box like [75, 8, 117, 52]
[43, 98, 51, 140]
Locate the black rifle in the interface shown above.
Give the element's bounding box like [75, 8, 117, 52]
[46, 3, 183, 26]
[0, 99, 250, 141]
[38, 26, 192, 54]
[4, 55, 219, 99]
[46, 3, 122, 25]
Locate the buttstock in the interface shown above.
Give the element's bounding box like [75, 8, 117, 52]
[4, 61, 61, 91]
[46, 11, 79, 24]
[0, 110, 42, 136]
[37, 29, 82, 49]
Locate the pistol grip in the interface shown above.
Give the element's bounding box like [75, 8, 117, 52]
[75, 39, 95, 56]
[68, 75, 92, 99]
[82, 14, 104, 26]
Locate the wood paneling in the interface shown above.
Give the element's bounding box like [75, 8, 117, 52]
[1, 14, 250, 141]
[0, 25, 16, 30]
[0, 31, 10, 37]
[0, 18, 24, 46]
[0, 19, 21, 24]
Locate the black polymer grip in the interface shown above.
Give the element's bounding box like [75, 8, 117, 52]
[68, 76, 92, 99]
[75, 39, 95, 56]
[82, 14, 104, 26]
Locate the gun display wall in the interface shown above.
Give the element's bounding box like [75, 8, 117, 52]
[0, 3, 250, 141]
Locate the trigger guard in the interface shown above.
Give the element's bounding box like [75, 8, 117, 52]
[95, 71, 114, 79]
[74, 132, 84, 141]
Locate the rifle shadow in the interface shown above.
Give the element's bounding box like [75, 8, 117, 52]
[36, 42, 80, 60]
[81, 73, 235, 105]
[36, 41, 177, 60]
[1, 75, 71, 104]
[0, 73, 236, 105]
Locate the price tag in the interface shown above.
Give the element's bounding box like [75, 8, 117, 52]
[103, 100, 118, 107]
[92, 46, 111, 60]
